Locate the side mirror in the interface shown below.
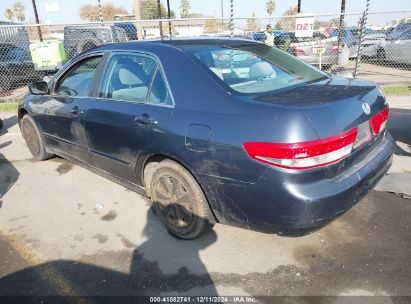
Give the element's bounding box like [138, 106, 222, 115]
[28, 81, 49, 95]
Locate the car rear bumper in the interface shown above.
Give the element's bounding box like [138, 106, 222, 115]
[207, 132, 394, 234]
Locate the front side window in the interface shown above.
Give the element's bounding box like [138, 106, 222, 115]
[55, 56, 101, 97]
[99, 53, 157, 103]
[189, 44, 328, 94]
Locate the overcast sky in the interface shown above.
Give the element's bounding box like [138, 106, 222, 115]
[1, 0, 410, 26]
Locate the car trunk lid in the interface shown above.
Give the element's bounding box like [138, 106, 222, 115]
[249, 76, 389, 174]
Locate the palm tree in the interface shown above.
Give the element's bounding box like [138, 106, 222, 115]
[266, 0, 275, 25]
[180, 0, 190, 18]
[12, 1, 25, 22]
[4, 8, 14, 22]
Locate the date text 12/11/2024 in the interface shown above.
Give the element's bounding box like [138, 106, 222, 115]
[150, 296, 257, 303]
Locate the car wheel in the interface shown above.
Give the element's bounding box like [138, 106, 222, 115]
[20, 115, 53, 161]
[377, 48, 386, 62]
[150, 160, 214, 239]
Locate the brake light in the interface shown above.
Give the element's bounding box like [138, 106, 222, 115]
[331, 45, 339, 53]
[292, 47, 306, 55]
[243, 128, 357, 170]
[370, 107, 389, 135]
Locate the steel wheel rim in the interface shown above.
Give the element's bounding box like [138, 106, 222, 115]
[154, 174, 194, 229]
[22, 120, 40, 156]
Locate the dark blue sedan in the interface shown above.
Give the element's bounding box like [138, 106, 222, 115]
[19, 39, 393, 239]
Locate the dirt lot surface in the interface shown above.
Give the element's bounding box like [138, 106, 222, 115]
[0, 95, 410, 301]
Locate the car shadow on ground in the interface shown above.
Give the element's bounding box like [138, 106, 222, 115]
[0, 115, 18, 136]
[0, 208, 219, 297]
[0, 141, 20, 210]
[387, 108, 411, 157]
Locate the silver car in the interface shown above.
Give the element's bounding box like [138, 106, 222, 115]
[377, 30, 411, 64]
[290, 34, 339, 69]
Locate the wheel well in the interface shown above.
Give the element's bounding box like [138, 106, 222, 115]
[142, 154, 168, 197]
[18, 108, 28, 125]
[142, 154, 218, 223]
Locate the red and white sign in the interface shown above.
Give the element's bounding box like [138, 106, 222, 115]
[295, 14, 315, 38]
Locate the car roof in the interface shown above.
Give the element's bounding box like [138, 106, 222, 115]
[91, 38, 258, 53]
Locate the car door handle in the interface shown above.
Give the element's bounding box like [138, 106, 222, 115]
[70, 106, 83, 115]
[134, 114, 158, 126]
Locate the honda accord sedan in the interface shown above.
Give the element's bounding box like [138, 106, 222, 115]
[19, 39, 393, 239]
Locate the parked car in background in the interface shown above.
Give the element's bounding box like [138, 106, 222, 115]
[377, 29, 411, 64]
[20, 39, 393, 239]
[329, 27, 359, 58]
[63, 25, 131, 59]
[112, 22, 138, 40]
[0, 43, 42, 93]
[361, 29, 387, 59]
[276, 32, 339, 69]
[245, 31, 267, 42]
[386, 23, 411, 40]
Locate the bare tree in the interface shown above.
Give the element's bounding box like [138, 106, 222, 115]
[275, 6, 299, 31]
[204, 19, 221, 33]
[79, 2, 128, 21]
[266, 0, 275, 25]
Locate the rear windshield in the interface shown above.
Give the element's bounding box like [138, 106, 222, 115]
[188, 44, 328, 94]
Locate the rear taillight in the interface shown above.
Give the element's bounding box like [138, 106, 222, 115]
[292, 47, 306, 55]
[370, 106, 389, 135]
[243, 128, 357, 170]
[244, 106, 389, 170]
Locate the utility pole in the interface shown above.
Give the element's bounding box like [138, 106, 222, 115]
[31, 0, 42, 41]
[134, 0, 144, 40]
[157, 0, 163, 39]
[166, 0, 172, 37]
[338, 0, 346, 46]
[297, 0, 301, 13]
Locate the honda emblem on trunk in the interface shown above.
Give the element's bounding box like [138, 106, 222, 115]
[362, 103, 371, 115]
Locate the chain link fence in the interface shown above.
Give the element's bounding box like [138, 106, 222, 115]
[1, 10, 410, 101]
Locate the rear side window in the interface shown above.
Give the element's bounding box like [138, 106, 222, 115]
[148, 68, 173, 105]
[55, 56, 101, 97]
[189, 44, 327, 94]
[99, 53, 157, 103]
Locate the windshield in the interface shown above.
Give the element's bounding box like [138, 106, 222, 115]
[188, 43, 328, 94]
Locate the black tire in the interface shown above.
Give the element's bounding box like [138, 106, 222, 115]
[20, 115, 53, 161]
[0, 119, 3, 129]
[76, 38, 101, 54]
[377, 48, 386, 62]
[150, 160, 214, 239]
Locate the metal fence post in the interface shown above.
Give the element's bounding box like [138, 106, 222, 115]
[230, 0, 234, 38]
[353, 0, 370, 78]
[97, 0, 106, 43]
[157, 0, 163, 39]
